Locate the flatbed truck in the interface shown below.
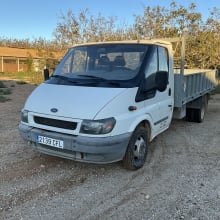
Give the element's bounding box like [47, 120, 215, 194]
[19, 38, 217, 170]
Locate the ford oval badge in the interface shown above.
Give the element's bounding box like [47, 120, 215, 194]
[51, 108, 58, 113]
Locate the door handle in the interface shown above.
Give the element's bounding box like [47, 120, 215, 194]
[168, 104, 173, 107]
[168, 88, 171, 96]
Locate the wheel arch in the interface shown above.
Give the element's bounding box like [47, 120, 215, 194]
[139, 120, 151, 142]
[128, 115, 153, 141]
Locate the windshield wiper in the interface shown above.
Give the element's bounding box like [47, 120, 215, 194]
[105, 80, 122, 87]
[51, 75, 77, 82]
[51, 75, 69, 80]
[79, 75, 123, 86]
[51, 74, 122, 87]
[51, 75, 80, 83]
[76, 74, 105, 80]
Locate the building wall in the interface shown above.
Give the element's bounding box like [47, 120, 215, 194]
[0, 56, 60, 73]
[0, 46, 64, 73]
[3, 57, 17, 72]
[18, 59, 28, 72]
[0, 57, 28, 72]
[0, 57, 3, 72]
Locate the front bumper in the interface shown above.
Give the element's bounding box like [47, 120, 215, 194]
[19, 123, 131, 164]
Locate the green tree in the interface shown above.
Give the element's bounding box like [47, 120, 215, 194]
[26, 53, 33, 73]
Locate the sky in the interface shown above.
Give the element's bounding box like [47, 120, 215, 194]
[0, 0, 219, 41]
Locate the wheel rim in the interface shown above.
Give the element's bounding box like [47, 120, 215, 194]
[133, 136, 146, 162]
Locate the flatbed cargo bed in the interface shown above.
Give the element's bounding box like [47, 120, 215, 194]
[174, 69, 217, 108]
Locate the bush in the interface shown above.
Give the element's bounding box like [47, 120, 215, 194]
[0, 88, 11, 95]
[0, 82, 12, 103]
[16, 81, 28, 85]
[0, 95, 10, 103]
[0, 81, 6, 88]
[1, 71, 44, 85]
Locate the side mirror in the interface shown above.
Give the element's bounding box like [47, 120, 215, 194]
[43, 68, 50, 81]
[144, 71, 168, 92]
[144, 73, 157, 91]
[155, 71, 168, 92]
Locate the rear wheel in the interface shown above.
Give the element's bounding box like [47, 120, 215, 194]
[123, 126, 148, 170]
[185, 95, 208, 123]
[194, 96, 208, 123]
[185, 108, 194, 122]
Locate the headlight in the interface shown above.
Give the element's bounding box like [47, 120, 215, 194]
[21, 110, 29, 123]
[80, 118, 116, 135]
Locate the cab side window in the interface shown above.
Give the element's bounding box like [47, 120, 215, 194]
[158, 47, 169, 72]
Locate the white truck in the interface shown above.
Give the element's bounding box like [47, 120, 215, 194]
[19, 39, 217, 170]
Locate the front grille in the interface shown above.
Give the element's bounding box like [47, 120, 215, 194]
[34, 116, 77, 130]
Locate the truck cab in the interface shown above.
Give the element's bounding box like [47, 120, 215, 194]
[18, 40, 190, 170]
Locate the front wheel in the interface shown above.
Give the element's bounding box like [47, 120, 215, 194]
[123, 126, 148, 170]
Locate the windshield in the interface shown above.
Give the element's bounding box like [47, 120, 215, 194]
[54, 44, 149, 83]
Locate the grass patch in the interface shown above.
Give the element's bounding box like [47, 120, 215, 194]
[1, 71, 43, 84]
[0, 81, 12, 103]
[0, 95, 10, 103]
[16, 80, 28, 85]
[0, 81, 6, 88]
[0, 88, 11, 95]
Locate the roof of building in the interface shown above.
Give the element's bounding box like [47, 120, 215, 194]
[0, 46, 64, 59]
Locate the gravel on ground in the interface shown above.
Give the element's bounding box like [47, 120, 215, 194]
[0, 80, 220, 220]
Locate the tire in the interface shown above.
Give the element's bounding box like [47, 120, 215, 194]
[186, 95, 208, 123]
[123, 126, 148, 170]
[194, 99, 207, 123]
[185, 108, 194, 122]
[194, 95, 208, 123]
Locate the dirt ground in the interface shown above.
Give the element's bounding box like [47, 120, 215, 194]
[0, 80, 220, 220]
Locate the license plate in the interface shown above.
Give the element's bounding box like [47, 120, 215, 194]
[37, 135, 64, 149]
